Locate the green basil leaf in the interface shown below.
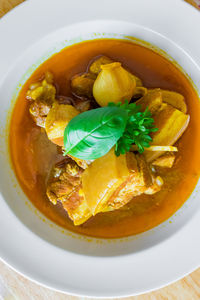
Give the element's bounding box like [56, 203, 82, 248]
[64, 106, 128, 160]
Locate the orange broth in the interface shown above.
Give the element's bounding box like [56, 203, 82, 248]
[9, 39, 200, 238]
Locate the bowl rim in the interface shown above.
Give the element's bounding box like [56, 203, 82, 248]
[0, 0, 200, 297]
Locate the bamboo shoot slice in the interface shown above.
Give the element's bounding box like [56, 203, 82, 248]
[144, 104, 190, 162]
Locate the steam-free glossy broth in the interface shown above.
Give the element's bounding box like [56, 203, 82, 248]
[9, 39, 200, 238]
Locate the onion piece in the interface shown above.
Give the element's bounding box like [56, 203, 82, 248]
[131, 145, 178, 152]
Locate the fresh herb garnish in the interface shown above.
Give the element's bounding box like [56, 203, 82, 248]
[64, 101, 157, 159]
[64, 106, 128, 160]
[112, 101, 158, 155]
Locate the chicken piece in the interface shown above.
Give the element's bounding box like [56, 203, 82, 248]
[45, 102, 79, 146]
[67, 154, 91, 169]
[82, 149, 163, 215]
[46, 159, 82, 204]
[46, 158, 92, 225]
[73, 98, 91, 112]
[152, 152, 175, 168]
[107, 154, 163, 210]
[144, 176, 164, 195]
[26, 80, 55, 103]
[29, 101, 51, 128]
[71, 73, 95, 99]
[89, 56, 114, 75]
[56, 95, 73, 105]
[161, 90, 187, 113]
[26, 72, 56, 128]
[62, 186, 92, 225]
[144, 103, 190, 162]
[47, 152, 162, 225]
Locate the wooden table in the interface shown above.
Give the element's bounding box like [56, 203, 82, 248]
[0, 1, 200, 299]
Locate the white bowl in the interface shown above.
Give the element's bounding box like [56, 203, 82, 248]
[0, 0, 200, 297]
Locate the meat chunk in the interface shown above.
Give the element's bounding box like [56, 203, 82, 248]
[46, 158, 82, 204]
[89, 56, 114, 75]
[71, 73, 95, 99]
[47, 150, 163, 225]
[29, 101, 51, 128]
[107, 153, 163, 210]
[26, 72, 56, 128]
[152, 152, 175, 168]
[81, 148, 163, 215]
[73, 98, 91, 112]
[67, 154, 91, 170]
[46, 158, 92, 225]
[62, 186, 92, 225]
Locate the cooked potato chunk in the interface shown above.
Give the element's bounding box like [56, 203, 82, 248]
[71, 73, 95, 98]
[45, 102, 79, 146]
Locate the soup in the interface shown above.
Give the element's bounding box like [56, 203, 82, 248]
[9, 39, 200, 238]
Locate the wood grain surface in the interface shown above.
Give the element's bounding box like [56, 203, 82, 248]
[0, 1, 200, 299]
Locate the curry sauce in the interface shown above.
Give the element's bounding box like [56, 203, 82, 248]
[9, 39, 200, 238]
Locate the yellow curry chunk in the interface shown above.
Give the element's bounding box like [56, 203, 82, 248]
[82, 149, 163, 215]
[144, 103, 190, 162]
[82, 148, 130, 214]
[161, 90, 187, 113]
[45, 102, 79, 146]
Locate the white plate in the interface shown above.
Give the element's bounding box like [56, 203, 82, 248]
[0, 0, 200, 297]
